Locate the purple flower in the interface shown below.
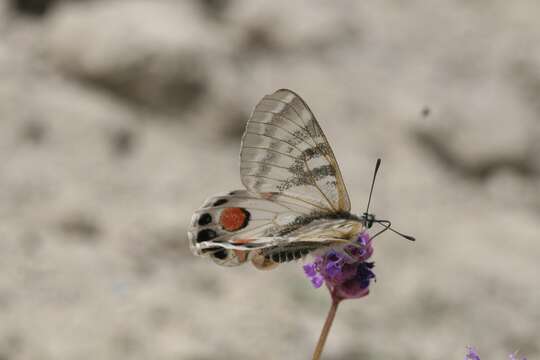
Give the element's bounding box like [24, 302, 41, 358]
[311, 275, 324, 288]
[303, 263, 317, 277]
[465, 347, 527, 360]
[303, 231, 376, 301]
[466, 347, 481, 360]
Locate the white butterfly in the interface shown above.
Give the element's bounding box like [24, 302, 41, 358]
[188, 89, 413, 270]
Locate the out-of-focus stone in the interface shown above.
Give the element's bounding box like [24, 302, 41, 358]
[415, 100, 538, 181]
[226, 0, 359, 54]
[9, 0, 55, 17]
[44, 0, 231, 112]
[486, 169, 540, 209]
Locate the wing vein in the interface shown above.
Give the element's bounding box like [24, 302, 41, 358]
[241, 160, 291, 171]
[263, 97, 310, 129]
[242, 174, 287, 183]
[210, 221, 274, 242]
[245, 131, 304, 155]
[242, 146, 297, 160]
[274, 193, 332, 212]
[218, 194, 317, 213]
[253, 110, 306, 132]
[249, 120, 319, 150]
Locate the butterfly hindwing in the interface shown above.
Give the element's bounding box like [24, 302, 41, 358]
[189, 190, 310, 266]
[188, 190, 361, 268]
[240, 89, 351, 213]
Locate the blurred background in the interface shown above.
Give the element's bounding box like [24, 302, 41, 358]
[1, 0, 539, 359]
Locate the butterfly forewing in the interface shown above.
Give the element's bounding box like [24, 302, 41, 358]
[240, 89, 351, 213]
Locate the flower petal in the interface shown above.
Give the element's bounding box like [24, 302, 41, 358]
[303, 263, 317, 277]
[311, 275, 324, 288]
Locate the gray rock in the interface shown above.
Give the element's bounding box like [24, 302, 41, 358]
[44, 0, 232, 112]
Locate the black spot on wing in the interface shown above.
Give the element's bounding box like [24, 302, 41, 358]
[197, 229, 217, 243]
[212, 249, 229, 260]
[213, 199, 228, 206]
[198, 213, 212, 226]
[240, 243, 262, 249]
[240, 208, 251, 229]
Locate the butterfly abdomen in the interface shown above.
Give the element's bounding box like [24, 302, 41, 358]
[267, 249, 311, 263]
[261, 242, 322, 263]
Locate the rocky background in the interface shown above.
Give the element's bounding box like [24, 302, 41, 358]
[1, 1, 539, 359]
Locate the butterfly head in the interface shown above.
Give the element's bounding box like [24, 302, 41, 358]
[360, 212, 376, 229]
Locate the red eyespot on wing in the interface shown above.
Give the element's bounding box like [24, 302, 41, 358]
[219, 207, 251, 231]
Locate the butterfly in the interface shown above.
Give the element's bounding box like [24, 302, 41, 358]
[188, 89, 414, 270]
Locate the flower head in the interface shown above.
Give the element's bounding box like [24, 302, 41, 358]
[466, 347, 481, 360]
[464, 347, 527, 360]
[303, 231, 375, 301]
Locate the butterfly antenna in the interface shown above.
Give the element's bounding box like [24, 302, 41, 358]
[371, 219, 416, 241]
[365, 158, 382, 216]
